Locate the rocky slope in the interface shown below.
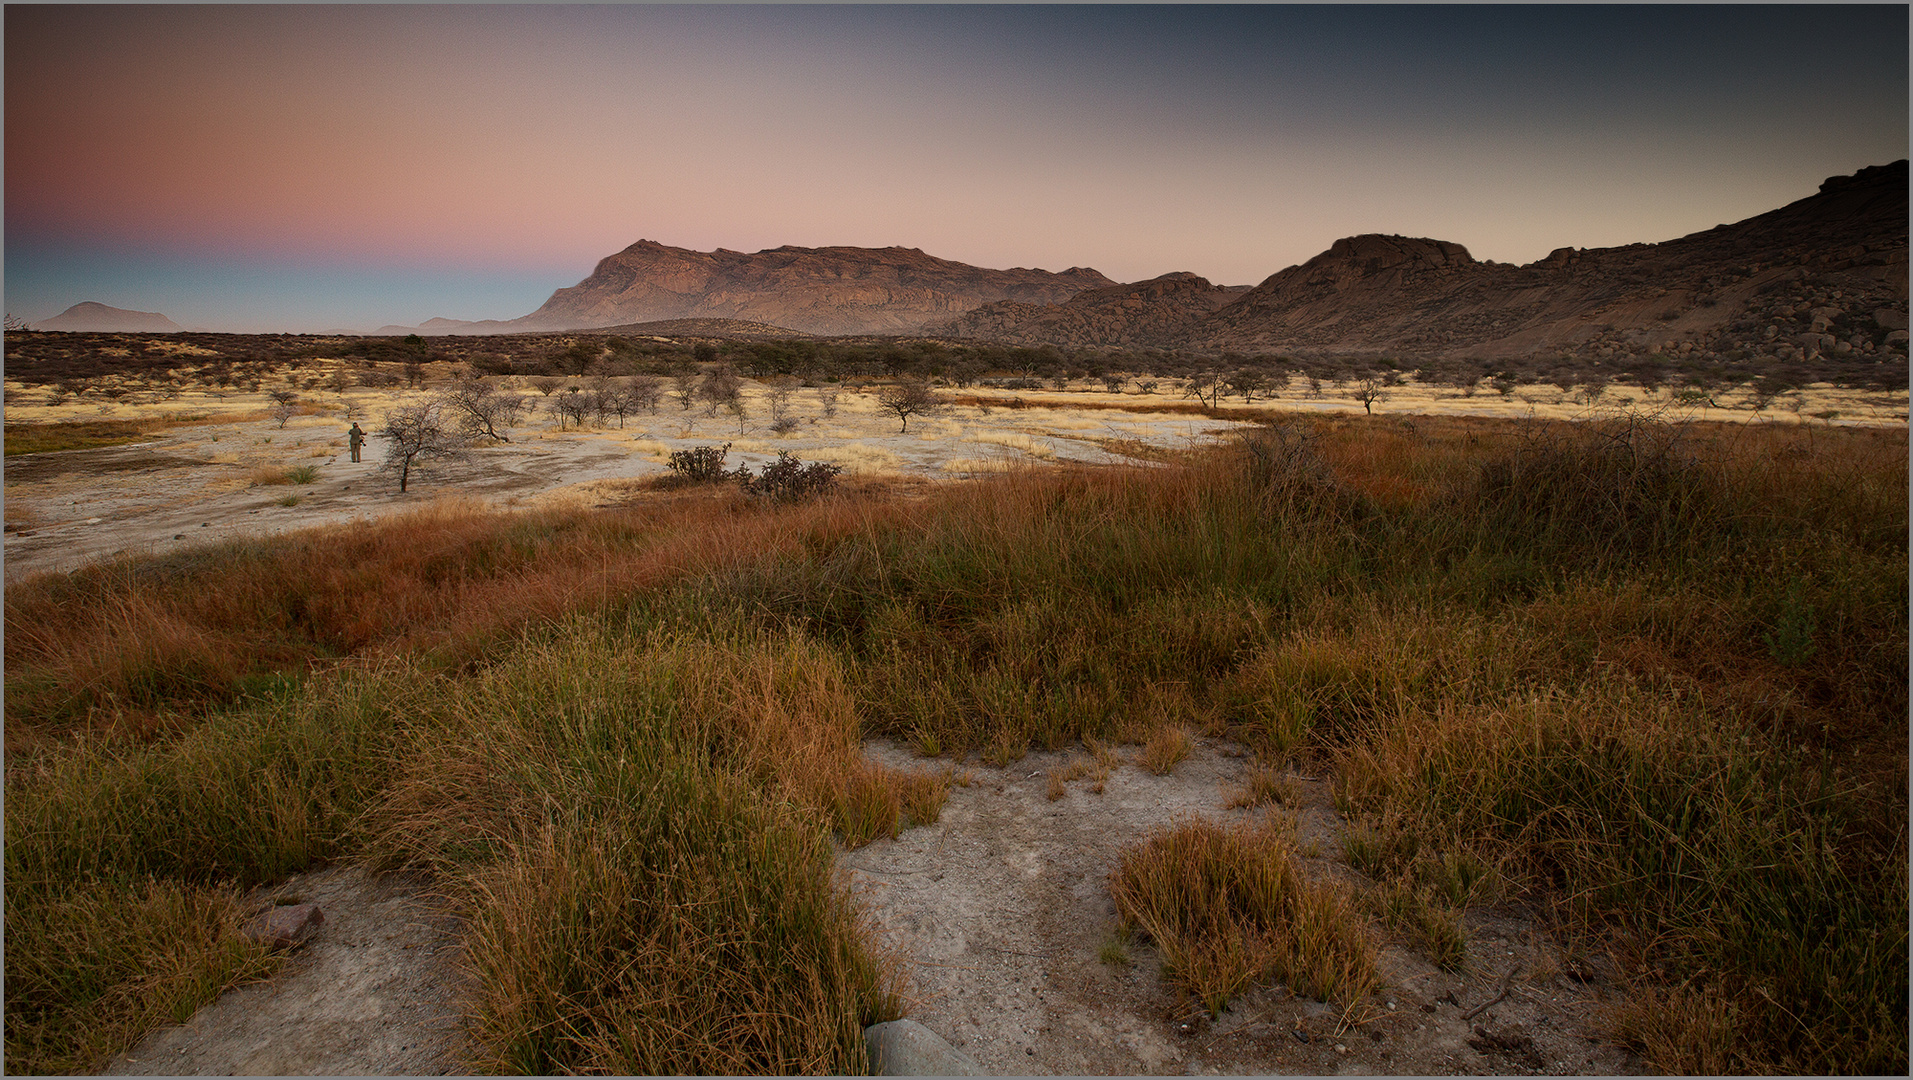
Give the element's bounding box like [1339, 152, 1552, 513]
[30, 302, 183, 333]
[925, 272, 1251, 348]
[1195, 160, 1908, 364]
[502, 241, 1116, 336]
[933, 161, 1907, 367]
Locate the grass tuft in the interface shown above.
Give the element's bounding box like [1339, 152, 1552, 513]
[1109, 818, 1377, 1016]
[1139, 725, 1193, 776]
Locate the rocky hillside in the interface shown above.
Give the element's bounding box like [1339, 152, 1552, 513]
[924, 272, 1250, 348]
[934, 161, 1908, 368]
[504, 241, 1116, 336]
[1196, 160, 1908, 365]
[31, 302, 183, 333]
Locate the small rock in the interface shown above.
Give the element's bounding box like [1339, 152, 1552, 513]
[865, 1020, 987, 1076]
[243, 903, 323, 950]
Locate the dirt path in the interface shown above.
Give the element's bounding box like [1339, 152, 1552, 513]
[100, 865, 469, 1077]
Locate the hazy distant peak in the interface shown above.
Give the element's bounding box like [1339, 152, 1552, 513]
[31, 301, 182, 332]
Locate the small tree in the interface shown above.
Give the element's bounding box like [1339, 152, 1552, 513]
[673, 372, 699, 411]
[1353, 376, 1388, 416]
[379, 401, 464, 493]
[877, 379, 939, 433]
[267, 388, 300, 429]
[552, 388, 591, 430]
[438, 378, 523, 442]
[697, 365, 741, 417]
[1184, 372, 1226, 408]
[1224, 369, 1267, 404]
[603, 385, 636, 428]
[628, 375, 663, 414]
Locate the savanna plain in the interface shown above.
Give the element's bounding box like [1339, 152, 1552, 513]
[3, 343, 1907, 1076]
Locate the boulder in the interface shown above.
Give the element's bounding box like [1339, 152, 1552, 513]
[243, 903, 324, 950]
[1873, 307, 1909, 330]
[865, 1019, 988, 1076]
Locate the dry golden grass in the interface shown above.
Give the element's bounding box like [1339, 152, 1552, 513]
[7, 410, 1904, 1073]
[1139, 725, 1193, 776]
[1226, 763, 1300, 810]
[1110, 818, 1378, 1016]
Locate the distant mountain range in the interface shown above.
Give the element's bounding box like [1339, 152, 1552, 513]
[31, 162, 1906, 365]
[928, 160, 1908, 364]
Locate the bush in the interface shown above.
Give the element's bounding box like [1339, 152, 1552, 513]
[734, 452, 842, 503]
[665, 444, 731, 484]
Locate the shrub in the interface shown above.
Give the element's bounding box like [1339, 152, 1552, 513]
[665, 443, 732, 484]
[734, 452, 842, 503]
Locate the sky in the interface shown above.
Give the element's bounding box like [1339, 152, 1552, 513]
[6, 4, 1908, 334]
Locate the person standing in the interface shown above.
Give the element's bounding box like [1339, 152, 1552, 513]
[348, 422, 366, 463]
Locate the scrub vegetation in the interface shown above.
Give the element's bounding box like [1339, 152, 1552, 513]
[4, 409, 1905, 1075]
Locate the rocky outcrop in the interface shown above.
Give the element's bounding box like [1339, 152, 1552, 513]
[1193, 160, 1908, 363]
[926, 272, 1250, 348]
[31, 301, 183, 333]
[508, 242, 1117, 336]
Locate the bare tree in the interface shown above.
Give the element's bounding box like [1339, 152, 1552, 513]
[1353, 376, 1388, 416]
[438, 378, 524, 442]
[602, 385, 636, 428]
[1224, 369, 1268, 404]
[877, 379, 940, 433]
[1184, 372, 1226, 408]
[672, 372, 699, 411]
[552, 388, 591, 430]
[765, 376, 797, 423]
[815, 385, 840, 419]
[628, 375, 662, 414]
[267, 388, 300, 429]
[379, 401, 465, 493]
[697, 365, 741, 417]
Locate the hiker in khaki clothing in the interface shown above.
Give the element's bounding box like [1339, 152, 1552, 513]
[348, 422, 367, 463]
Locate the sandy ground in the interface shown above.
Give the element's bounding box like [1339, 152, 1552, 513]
[3, 382, 1244, 582]
[7, 376, 1902, 583]
[99, 865, 466, 1077]
[845, 739, 1642, 1077]
[85, 741, 1644, 1078]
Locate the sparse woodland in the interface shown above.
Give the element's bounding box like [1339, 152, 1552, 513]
[2, 326, 1909, 1075]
